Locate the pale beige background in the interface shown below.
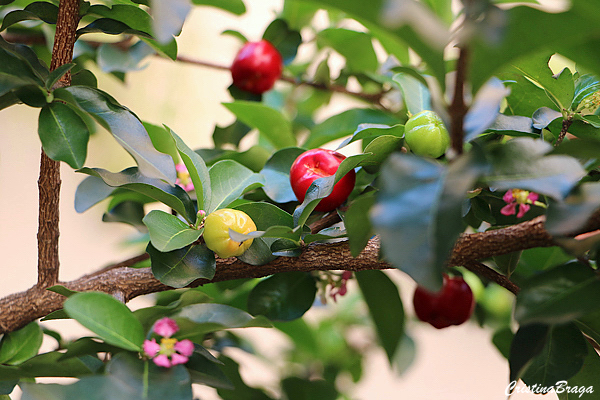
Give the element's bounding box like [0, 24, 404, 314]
[0, 1, 559, 399]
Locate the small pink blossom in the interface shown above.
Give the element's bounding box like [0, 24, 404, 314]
[142, 338, 160, 358]
[174, 339, 194, 357]
[153, 317, 179, 337]
[175, 163, 194, 192]
[500, 189, 542, 218]
[153, 354, 172, 368]
[330, 271, 353, 302]
[170, 353, 189, 366]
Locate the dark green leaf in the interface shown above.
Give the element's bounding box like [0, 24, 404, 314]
[46, 63, 74, 90]
[262, 19, 302, 65]
[216, 355, 275, 400]
[223, 101, 296, 149]
[317, 28, 378, 72]
[0, 322, 43, 365]
[485, 137, 585, 200]
[356, 270, 404, 364]
[343, 193, 375, 257]
[521, 323, 588, 388]
[63, 292, 145, 351]
[87, 4, 153, 33]
[74, 175, 115, 213]
[0, 1, 58, 31]
[464, 77, 511, 141]
[8, 351, 102, 380]
[143, 210, 202, 252]
[77, 167, 196, 223]
[492, 326, 514, 360]
[556, 342, 600, 400]
[572, 73, 600, 110]
[281, 376, 338, 400]
[102, 200, 147, 231]
[260, 147, 305, 203]
[212, 120, 251, 149]
[545, 183, 600, 236]
[247, 272, 317, 321]
[57, 86, 176, 183]
[76, 18, 152, 38]
[515, 262, 600, 325]
[207, 159, 264, 213]
[148, 242, 216, 287]
[509, 323, 550, 384]
[38, 102, 89, 168]
[176, 303, 272, 337]
[186, 352, 233, 389]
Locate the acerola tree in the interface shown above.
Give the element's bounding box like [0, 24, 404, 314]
[1, 0, 600, 399]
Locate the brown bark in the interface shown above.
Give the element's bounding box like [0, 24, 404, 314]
[36, 0, 81, 289]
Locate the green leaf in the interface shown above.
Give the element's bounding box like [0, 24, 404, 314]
[355, 270, 404, 364]
[171, 130, 211, 212]
[343, 193, 375, 257]
[151, 0, 192, 43]
[87, 4, 153, 34]
[281, 377, 338, 400]
[74, 175, 115, 213]
[5, 351, 102, 380]
[191, 0, 246, 15]
[63, 292, 145, 351]
[464, 77, 511, 142]
[393, 72, 431, 115]
[21, 353, 193, 400]
[38, 102, 90, 169]
[509, 323, 550, 385]
[0, 322, 43, 365]
[143, 210, 202, 252]
[521, 323, 588, 388]
[96, 41, 154, 74]
[247, 272, 317, 322]
[45, 63, 74, 90]
[572, 73, 600, 110]
[223, 101, 296, 149]
[57, 86, 176, 184]
[262, 19, 302, 65]
[0, 2, 58, 31]
[76, 18, 153, 39]
[514, 262, 600, 326]
[317, 28, 378, 72]
[485, 137, 585, 200]
[212, 120, 251, 148]
[545, 183, 600, 236]
[260, 147, 305, 203]
[77, 167, 196, 223]
[148, 242, 216, 288]
[216, 355, 275, 400]
[303, 108, 397, 149]
[207, 159, 264, 213]
[337, 123, 404, 150]
[186, 352, 234, 389]
[176, 303, 272, 338]
[556, 342, 600, 400]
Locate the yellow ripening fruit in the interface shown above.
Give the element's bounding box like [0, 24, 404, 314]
[203, 208, 256, 258]
[404, 110, 450, 158]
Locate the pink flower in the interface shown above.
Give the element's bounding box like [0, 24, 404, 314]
[174, 339, 194, 357]
[153, 317, 179, 338]
[175, 163, 194, 192]
[142, 318, 194, 368]
[143, 338, 160, 358]
[500, 189, 542, 218]
[330, 271, 353, 302]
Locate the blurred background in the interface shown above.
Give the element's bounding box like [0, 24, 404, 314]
[0, 1, 559, 398]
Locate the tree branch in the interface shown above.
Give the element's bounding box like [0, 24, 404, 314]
[448, 46, 469, 156]
[3, 212, 599, 334]
[37, 0, 80, 289]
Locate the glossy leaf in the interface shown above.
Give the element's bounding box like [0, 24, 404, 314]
[337, 123, 404, 150]
[393, 72, 431, 115]
[0, 322, 43, 365]
[343, 193, 375, 257]
[463, 77, 511, 142]
[74, 175, 115, 213]
[356, 270, 404, 364]
[57, 86, 176, 184]
[0, 2, 58, 31]
[521, 323, 588, 388]
[556, 342, 600, 400]
[281, 376, 338, 400]
[207, 159, 264, 213]
[176, 303, 272, 338]
[485, 137, 585, 200]
[79, 166, 195, 221]
[317, 28, 378, 72]
[545, 183, 600, 236]
[21, 353, 193, 400]
[263, 19, 302, 65]
[572, 73, 600, 110]
[148, 242, 216, 287]
[171, 130, 211, 212]
[38, 102, 90, 169]
[217, 355, 275, 400]
[1, 351, 102, 381]
[247, 272, 317, 321]
[87, 4, 153, 34]
[150, 0, 191, 43]
[514, 262, 600, 325]
[186, 352, 234, 389]
[260, 147, 305, 203]
[509, 323, 550, 385]
[63, 292, 145, 351]
[303, 108, 397, 149]
[223, 101, 296, 149]
[143, 210, 202, 252]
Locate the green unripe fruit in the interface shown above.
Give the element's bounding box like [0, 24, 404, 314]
[203, 208, 256, 258]
[404, 110, 450, 158]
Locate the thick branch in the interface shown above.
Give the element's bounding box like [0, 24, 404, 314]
[37, 0, 80, 289]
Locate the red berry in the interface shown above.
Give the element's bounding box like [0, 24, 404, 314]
[413, 274, 475, 329]
[230, 40, 283, 94]
[289, 148, 356, 212]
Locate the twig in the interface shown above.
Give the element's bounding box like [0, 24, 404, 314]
[554, 117, 573, 146]
[448, 46, 470, 156]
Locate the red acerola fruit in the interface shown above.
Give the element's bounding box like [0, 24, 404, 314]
[413, 274, 475, 329]
[230, 39, 283, 94]
[289, 148, 356, 212]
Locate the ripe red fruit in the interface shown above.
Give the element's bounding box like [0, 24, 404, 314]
[230, 39, 283, 94]
[290, 148, 356, 212]
[413, 274, 475, 329]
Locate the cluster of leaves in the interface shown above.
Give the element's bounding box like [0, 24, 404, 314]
[2, 0, 600, 398]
